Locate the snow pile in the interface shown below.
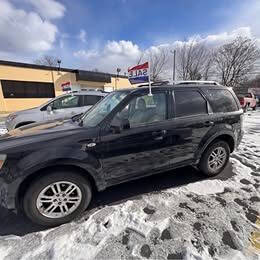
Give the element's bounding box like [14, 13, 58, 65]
[182, 179, 225, 195]
[0, 110, 259, 260]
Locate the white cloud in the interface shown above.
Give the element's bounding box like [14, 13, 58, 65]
[104, 40, 140, 57]
[78, 29, 87, 43]
[227, 0, 260, 38]
[73, 40, 142, 73]
[0, 0, 58, 56]
[27, 0, 66, 20]
[74, 49, 99, 59]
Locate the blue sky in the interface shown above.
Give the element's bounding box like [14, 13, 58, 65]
[0, 0, 260, 73]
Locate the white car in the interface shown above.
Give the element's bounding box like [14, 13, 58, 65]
[5, 90, 107, 131]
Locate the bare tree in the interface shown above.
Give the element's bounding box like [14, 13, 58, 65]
[34, 55, 60, 66]
[213, 37, 260, 87]
[139, 47, 169, 81]
[176, 40, 213, 80]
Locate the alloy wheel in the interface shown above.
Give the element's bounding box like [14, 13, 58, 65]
[208, 147, 227, 172]
[36, 181, 82, 219]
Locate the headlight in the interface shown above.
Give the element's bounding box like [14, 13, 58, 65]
[7, 114, 17, 121]
[0, 154, 7, 169]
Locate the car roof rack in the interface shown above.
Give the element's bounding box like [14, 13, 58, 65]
[137, 81, 170, 88]
[174, 80, 220, 86]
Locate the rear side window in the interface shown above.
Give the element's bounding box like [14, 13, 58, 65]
[205, 89, 238, 112]
[83, 95, 102, 106]
[174, 90, 207, 117]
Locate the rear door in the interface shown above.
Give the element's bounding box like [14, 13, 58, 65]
[81, 95, 103, 113]
[169, 89, 213, 164]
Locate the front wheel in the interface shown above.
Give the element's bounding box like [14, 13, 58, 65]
[199, 141, 230, 176]
[23, 171, 92, 227]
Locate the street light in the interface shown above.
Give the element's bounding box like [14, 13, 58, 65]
[57, 59, 62, 75]
[115, 68, 121, 90]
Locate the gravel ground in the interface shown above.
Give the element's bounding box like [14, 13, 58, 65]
[0, 110, 259, 260]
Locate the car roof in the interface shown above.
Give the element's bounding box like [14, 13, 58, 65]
[63, 91, 107, 96]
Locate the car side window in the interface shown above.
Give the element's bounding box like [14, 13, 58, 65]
[51, 95, 80, 110]
[174, 90, 207, 117]
[205, 89, 239, 112]
[115, 92, 167, 128]
[83, 95, 102, 106]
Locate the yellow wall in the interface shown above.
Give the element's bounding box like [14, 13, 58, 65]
[0, 64, 132, 113]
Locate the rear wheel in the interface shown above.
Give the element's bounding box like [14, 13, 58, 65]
[253, 106, 256, 111]
[23, 170, 92, 227]
[199, 141, 230, 176]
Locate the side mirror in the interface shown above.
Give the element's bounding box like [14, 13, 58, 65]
[47, 105, 53, 113]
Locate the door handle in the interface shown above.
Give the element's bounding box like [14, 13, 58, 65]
[204, 121, 214, 127]
[152, 130, 167, 140]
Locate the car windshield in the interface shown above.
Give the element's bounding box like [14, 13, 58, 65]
[82, 91, 128, 127]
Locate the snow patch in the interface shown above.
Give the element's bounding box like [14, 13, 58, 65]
[182, 179, 225, 195]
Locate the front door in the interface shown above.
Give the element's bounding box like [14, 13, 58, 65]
[45, 94, 82, 121]
[100, 90, 177, 185]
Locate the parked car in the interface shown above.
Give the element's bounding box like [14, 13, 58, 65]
[5, 90, 107, 131]
[0, 83, 243, 226]
[237, 93, 257, 112]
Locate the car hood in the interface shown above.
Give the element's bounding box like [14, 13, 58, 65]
[10, 107, 39, 117]
[0, 119, 85, 151]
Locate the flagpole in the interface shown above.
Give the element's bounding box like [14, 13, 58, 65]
[148, 56, 152, 96]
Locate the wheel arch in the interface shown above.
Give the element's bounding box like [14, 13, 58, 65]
[15, 121, 36, 128]
[16, 164, 101, 212]
[195, 132, 235, 163]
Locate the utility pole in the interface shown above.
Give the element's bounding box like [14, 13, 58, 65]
[172, 50, 176, 83]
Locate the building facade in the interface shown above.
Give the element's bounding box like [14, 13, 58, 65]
[0, 60, 131, 113]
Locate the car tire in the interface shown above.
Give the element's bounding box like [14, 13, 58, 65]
[243, 104, 248, 113]
[199, 141, 230, 176]
[253, 106, 256, 111]
[23, 170, 92, 227]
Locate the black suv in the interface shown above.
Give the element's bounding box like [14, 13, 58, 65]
[0, 84, 243, 226]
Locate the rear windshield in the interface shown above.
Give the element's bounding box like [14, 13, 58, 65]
[204, 89, 239, 112]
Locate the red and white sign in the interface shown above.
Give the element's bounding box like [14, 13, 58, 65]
[128, 62, 149, 84]
[61, 81, 71, 92]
